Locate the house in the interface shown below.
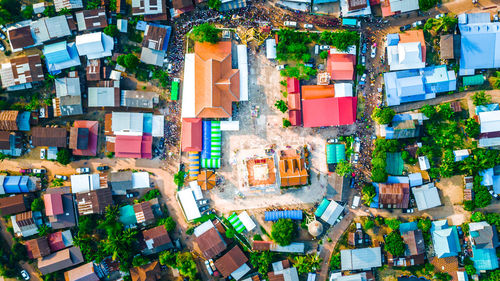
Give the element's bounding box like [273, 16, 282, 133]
[53, 77, 83, 116]
[386, 30, 426, 71]
[301, 85, 357, 127]
[71, 174, 103, 193]
[0, 111, 20, 130]
[331, 272, 369, 281]
[340, 247, 382, 271]
[431, 220, 460, 258]
[390, 222, 426, 266]
[48, 230, 74, 252]
[278, 149, 308, 187]
[132, 0, 168, 21]
[327, 53, 356, 81]
[384, 65, 456, 106]
[88, 80, 120, 107]
[181, 41, 240, 119]
[440, 34, 460, 60]
[214, 246, 250, 279]
[134, 201, 155, 224]
[130, 261, 161, 281]
[340, 0, 371, 17]
[478, 110, 500, 148]
[31, 127, 67, 148]
[418, 156, 431, 171]
[7, 26, 35, 51]
[121, 91, 159, 108]
[11, 211, 38, 237]
[108, 171, 133, 195]
[458, 13, 500, 75]
[318, 199, 344, 225]
[0, 176, 39, 193]
[117, 19, 128, 33]
[54, 0, 83, 11]
[141, 226, 173, 255]
[0, 194, 28, 216]
[75, 8, 107, 31]
[38, 247, 84, 275]
[378, 182, 409, 208]
[194, 220, 227, 259]
[453, 149, 469, 162]
[86, 59, 101, 81]
[69, 121, 99, 156]
[268, 260, 300, 281]
[0, 55, 44, 90]
[25, 237, 51, 259]
[382, 113, 424, 139]
[75, 32, 114, 59]
[412, 183, 442, 211]
[380, 0, 419, 17]
[140, 24, 171, 66]
[469, 222, 499, 271]
[43, 42, 81, 74]
[171, 0, 194, 17]
[75, 188, 113, 215]
[252, 241, 305, 254]
[181, 118, 202, 152]
[0, 131, 22, 156]
[64, 262, 99, 281]
[44, 189, 76, 229]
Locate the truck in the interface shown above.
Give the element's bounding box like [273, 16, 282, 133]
[283, 21, 297, 28]
[352, 196, 360, 208]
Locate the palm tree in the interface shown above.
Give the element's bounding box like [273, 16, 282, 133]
[488, 71, 500, 89]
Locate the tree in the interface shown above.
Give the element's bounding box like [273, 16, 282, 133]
[384, 231, 405, 256]
[474, 185, 492, 208]
[271, 219, 295, 246]
[207, 0, 221, 10]
[22, 5, 33, 19]
[190, 23, 220, 44]
[371, 107, 395, 124]
[335, 160, 353, 176]
[176, 252, 197, 279]
[421, 104, 437, 119]
[464, 118, 480, 138]
[104, 25, 119, 37]
[283, 118, 291, 128]
[12, 242, 27, 262]
[31, 198, 44, 212]
[158, 217, 176, 232]
[249, 251, 275, 276]
[174, 171, 185, 187]
[437, 103, 454, 120]
[361, 184, 376, 206]
[275, 100, 288, 113]
[470, 211, 486, 222]
[1, 0, 20, 15]
[463, 200, 475, 211]
[471, 91, 491, 106]
[225, 228, 235, 238]
[293, 254, 322, 275]
[143, 189, 161, 201]
[56, 148, 71, 165]
[485, 212, 500, 229]
[159, 251, 177, 267]
[117, 54, 139, 70]
[465, 264, 476, 276]
[434, 272, 452, 281]
[319, 30, 359, 52]
[417, 217, 432, 233]
[42, 6, 56, 17]
[371, 167, 388, 183]
[418, 0, 437, 11]
[439, 149, 456, 178]
[132, 255, 150, 267]
[385, 218, 401, 230]
[38, 224, 51, 236]
[319, 50, 328, 60]
[58, 7, 71, 15]
[364, 219, 374, 230]
[488, 71, 500, 89]
[330, 252, 341, 269]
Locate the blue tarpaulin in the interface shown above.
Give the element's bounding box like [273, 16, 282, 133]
[4, 176, 21, 193]
[265, 210, 303, 221]
[19, 176, 29, 193]
[201, 121, 211, 159]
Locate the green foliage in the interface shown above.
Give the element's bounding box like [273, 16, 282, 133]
[437, 103, 454, 120]
[356, 64, 365, 76]
[364, 219, 374, 230]
[361, 184, 376, 206]
[132, 255, 150, 267]
[465, 264, 476, 276]
[58, 7, 71, 15]
[371, 167, 388, 183]
[439, 149, 456, 178]
[207, 0, 222, 10]
[38, 224, 51, 236]
[249, 251, 275, 276]
[280, 64, 317, 80]
[418, 0, 438, 11]
[12, 242, 27, 262]
[31, 198, 44, 212]
[56, 148, 71, 165]
[86, 0, 100, 9]
[275, 100, 288, 113]
[280, 80, 287, 87]
[152, 69, 169, 88]
[489, 71, 500, 89]
[190, 23, 220, 44]
[158, 217, 176, 232]
[472, 91, 491, 106]
[434, 272, 452, 281]
[319, 50, 329, 59]
[371, 107, 395, 125]
[330, 252, 341, 269]
[293, 254, 322, 275]
[159, 251, 177, 267]
[106, 152, 114, 158]
[473, 185, 492, 208]
[385, 231, 406, 256]
[471, 211, 486, 222]
[174, 171, 186, 187]
[22, 5, 33, 19]
[463, 200, 475, 211]
[319, 30, 359, 52]
[109, 0, 117, 11]
[335, 160, 353, 176]
[104, 25, 119, 37]
[283, 118, 292, 128]
[423, 16, 458, 34]
[417, 217, 432, 233]
[0, 0, 20, 17]
[186, 227, 194, 235]
[421, 104, 437, 119]
[117, 54, 140, 71]
[460, 148, 500, 176]
[253, 234, 263, 241]
[485, 212, 500, 229]
[465, 118, 480, 139]
[276, 29, 312, 61]
[143, 189, 161, 201]
[175, 252, 197, 279]
[225, 228, 235, 239]
[271, 219, 295, 246]
[385, 218, 401, 230]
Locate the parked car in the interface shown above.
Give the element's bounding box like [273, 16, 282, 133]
[360, 73, 367, 83]
[33, 169, 46, 174]
[488, 189, 499, 199]
[55, 175, 68, 180]
[20, 169, 32, 174]
[412, 20, 423, 27]
[197, 199, 209, 206]
[40, 148, 46, 160]
[97, 165, 109, 171]
[400, 24, 412, 31]
[276, 64, 287, 70]
[283, 21, 297, 28]
[0, 42, 5, 52]
[361, 55, 366, 66]
[403, 208, 414, 213]
[204, 261, 213, 275]
[435, 13, 446, 19]
[20, 270, 30, 281]
[76, 167, 90, 174]
[0, 25, 6, 33]
[126, 192, 139, 198]
[370, 44, 376, 58]
[361, 43, 367, 54]
[319, 45, 330, 50]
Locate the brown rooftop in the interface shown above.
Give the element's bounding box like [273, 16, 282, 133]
[379, 182, 410, 209]
[252, 240, 273, 251]
[0, 131, 11, 149]
[8, 26, 35, 50]
[142, 24, 169, 51]
[38, 247, 85, 275]
[130, 261, 161, 281]
[0, 195, 27, 216]
[76, 8, 108, 31]
[0, 111, 19, 131]
[246, 157, 276, 187]
[26, 237, 51, 259]
[402, 229, 425, 257]
[196, 227, 227, 259]
[75, 188, 113, 215]
[142, 226, 172, 250]
[64, 262, 99, 281]
[279, 150, 308, 187]
[172, 0, 193, 9]
[347, 0, 367, 10]
[1, 55, 45, 88]
[133, 201, 155, 223]
[86, 59, 101, 81]
[32, 127, 68, 148]
[214, 246, 248, 277]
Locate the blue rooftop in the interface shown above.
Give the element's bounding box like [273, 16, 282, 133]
[387, 33, 400, 46]
[44, 42, 81, 74]
[400, 221, 418, 234]
[475, 103, 500, 114]
[143, 113, 153, 135]
[431, 220, 461, 258]
[17, 112, 30, 131]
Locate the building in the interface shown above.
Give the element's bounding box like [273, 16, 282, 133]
[0, 111, 20, 131]
[440, 34, 460, 60]
[44, 42, 81, 74]
[11, 211, 38, 237]
[130, 261, 161, 281]
[319, 199, 345, 225]
[340, 0, 371, 17]
[7, 26, 35, 51]
[327, 53, 356, 81]
[132, 0, 168, 21]
[121, 91, 159, 108]
[412, 183, 442, 211]
[0, 176, 39, 193]
[278, 149, 308, 187]
[381, 113, 424, 139]
[268, 263, 300, 281]
[141, 226, 173, 255]
[177, 188, 202, 221]
[88, 80, 120, 107]
[0, 194, 27, 216]
[75, 32, 114, 59]
[44, 189, 76, 229]
[70, 174, 103, 193]
[253, 241, 305, 254]
[64, 262, 99, 281]
[214, 246, 250, 279]
[48, 230, 74, 252]
[378, 182, 409, 208]
[469, 222, 499, 271]
[458, 13, 500, 75]
[181, 118, 202, 152]
[181, 41, 240, 119]
[140, 23, 171, 66]
[387, 31, 426, 71]
[86, 59, 101, 81]
[75, 8, 107, 31]
[53, 77, 83, 116]
[0, 131, 22, 156]
[390, 222, 426, 266]
[194, 220, 227, 259]
[384, 65, 456, 106]
[171, 0, 194, 17]
[134, 201, 155, 224]
[108, 171, 133, 195]
[54, 0, 83, 11]
[75, 188, 113, 215]
[69, 121, 99, 156]
[38, 247, 85, 275]
[340, 247, 382, 271]
[478, 110, 500, 148]
[0, 55, 44, 90]
[431, 220, 460, 258]
[381, 0, 419, 17]
[25, 237, 51, 259]
[31, 127, 67, 148]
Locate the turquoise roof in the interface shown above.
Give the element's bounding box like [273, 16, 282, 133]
[326, 144, 345, 164]
[472, 248, 499, 271]
[315, 198, 330, 217]
[399, 221, 418, 234]
[44, 41, 71, 64]
[119, 205, 137, 225]
[431, 222, 460, 258]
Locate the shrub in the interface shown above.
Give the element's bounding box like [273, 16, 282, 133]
[275, 100, 288, 113]
[190, 23, 220, 44]
[104, 25, 119, 37]
[384, 231, 405, 256]
[385, 218, 401, 230]
[470, 211, 486, 222]
[319, 50, 328, 59]
[471, 91, 491, 106]
[271, 219, 295, 246]
[56, 148, 71, 165]
[372, 107, 395, 125]
[364, 219, 374, 230]
[283, 118, 292, 128]
[31, 198, 44, 212]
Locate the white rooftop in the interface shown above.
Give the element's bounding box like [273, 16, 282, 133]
[388, 42, 425, 71]
[75, 32, 114, 59]
[71, 174, 101, 193]
[412, 183, 442, 211]
[132, 172, 150, 188]
[177, 188, 201, 221]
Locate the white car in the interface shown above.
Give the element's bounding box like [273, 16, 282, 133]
[360, 73, 367, 83]
[283, 21, 297, 28]
[435, 13, 445, 19]
[40, 148, 46, 160]
[304, 23, 314, 29]
[276, 64, 287, 70]
[361, 55, 366, 66]
[319, 45, 330, 50]
[494, 14, 499, 22]
[370, 45, 376, 58]
[412, 21, 423, 27]
[204, 260, 213, 275]
[167, 63, 173, 73]
[76, 167, 90, 174]
[21, 270, 30, 281]
[352, 153, 359, 164]
[33, 169, 46, 174]
[55, 175, 68, 180]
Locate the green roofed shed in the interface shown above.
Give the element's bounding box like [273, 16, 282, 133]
[386, 152, 404, 175]
[462, 75, 485, 86]
[228, 212, 246, 233]
[327, 144, 345, 164]
[119, 205, 137, 226]
[315, 198, 330, 217]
